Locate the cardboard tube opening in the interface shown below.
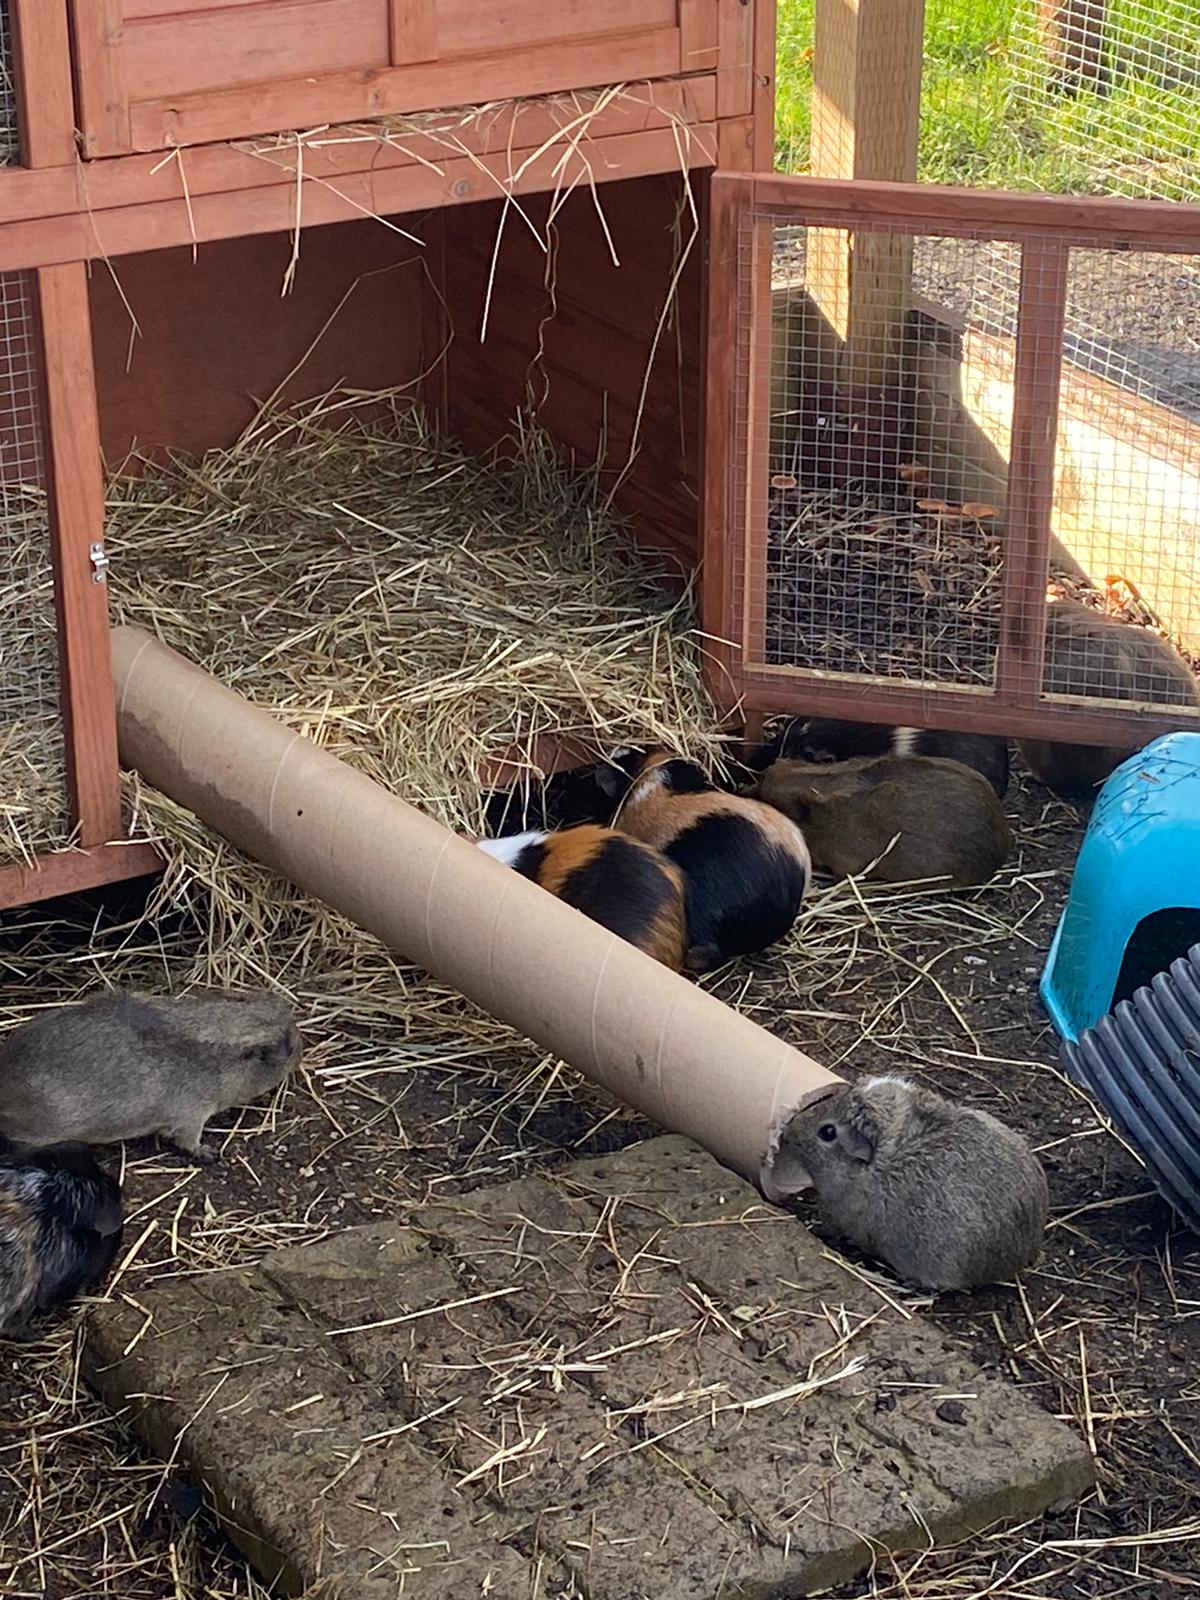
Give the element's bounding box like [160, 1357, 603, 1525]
[110, 626, 845, 1191]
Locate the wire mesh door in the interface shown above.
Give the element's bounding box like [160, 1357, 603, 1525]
[704, 172, 1200, 745]
[0, 269, 70, 870]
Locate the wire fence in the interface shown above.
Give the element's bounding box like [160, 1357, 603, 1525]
[777, 0, 1200, 204]
[0, 2, 18, 167]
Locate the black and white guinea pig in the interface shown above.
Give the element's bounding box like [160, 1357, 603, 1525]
[761, 717, 1010, 798]
[476, 822, 687, 970]
[0, 1144, 124, 1338]
[599, 748, 811, 973]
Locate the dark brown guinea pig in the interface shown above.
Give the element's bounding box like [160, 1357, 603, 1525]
[599, 749, 811, 973]
[755, 754, 1009, 887]
[767, 717, 1010, 798]
[476, 823, 687, 970]
[0, 1144, 124, 1338]
[1019, 599, 1200, 800]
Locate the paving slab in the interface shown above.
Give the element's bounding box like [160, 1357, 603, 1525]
[84, 1136, 1093, 1599]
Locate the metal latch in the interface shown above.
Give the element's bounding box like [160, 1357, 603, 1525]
[90, 541, 110, 585]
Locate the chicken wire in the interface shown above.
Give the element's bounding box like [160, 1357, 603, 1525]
[0, 2, 18, 167]
[1001, 1, 1200, 205]
[0, 270, 69, 866]
[729, 206, 1200, 731]
[777, 3, 1200, 566]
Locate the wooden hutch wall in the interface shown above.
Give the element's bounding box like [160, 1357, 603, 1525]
[0, 0, 772, 910]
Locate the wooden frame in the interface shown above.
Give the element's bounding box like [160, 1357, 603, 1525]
[704, 171, 1200, 745]
[38, 261, 123, 848]
[11, 0, 77, 167]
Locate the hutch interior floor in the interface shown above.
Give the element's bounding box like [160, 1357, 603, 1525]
[1, 770, 1198, 1600]
[0, 408, 1198, 1595]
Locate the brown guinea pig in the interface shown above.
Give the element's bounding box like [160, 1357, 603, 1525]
[599, 749, 811, 973]
[1018, 599, 1200, 800]
[476, 823, 687, 970]
[755, 753, 1010, 887]
[763, 1075, 1048, 1291]
[767, 716, 1010, 798]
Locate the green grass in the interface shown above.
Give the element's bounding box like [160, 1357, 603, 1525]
[775, 0, 1200, 201]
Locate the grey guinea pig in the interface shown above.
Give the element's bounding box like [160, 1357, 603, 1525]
[772, 716, 1010, 799]
[1018, 598, 1200, 800]
[754, 753, 1010, 887]
[0, 989, 301, 1163]
[0, 1144, 124, 1338]
[764, 1076, 1049, 1291]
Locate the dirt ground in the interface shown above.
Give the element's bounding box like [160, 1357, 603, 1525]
[1, 761, 1198, 1598]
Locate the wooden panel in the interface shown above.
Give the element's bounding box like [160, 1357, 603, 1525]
[123, 0, 389, 100]
[0, 841, 163, 913]
[744, 174, 1200, 252]
[37, 263, 123, 846]
[0, 75, 715, 229]
[994, 239, 1068, 705]
[716, 0, 754, 118]
[73, 0, 133, 156]
[12, 0, 77, 166]
[679, 0, 719, 71]
[702, 170, 741, 706]
[129, 27, 684, 151]
[76, 0, 690, 155]
[807, 0, 925, 390]
[0, 121, 716, 272]
[90, 220, 427, 465]
[441, 173, 706, 566]
[126, 0, 272, 15]
[390, 0, 438, 64]
[732, 669, 1198, 747]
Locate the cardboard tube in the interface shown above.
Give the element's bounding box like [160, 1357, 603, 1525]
[111, 626, 843, 1190]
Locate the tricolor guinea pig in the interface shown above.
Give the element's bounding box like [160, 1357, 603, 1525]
[599, 748, 811, 973]
[476, 823, 687, 970]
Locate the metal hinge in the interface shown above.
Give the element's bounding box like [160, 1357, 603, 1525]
[90, 541, 110, 585]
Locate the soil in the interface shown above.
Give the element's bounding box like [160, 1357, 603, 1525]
[1, 760, 1199, 1597]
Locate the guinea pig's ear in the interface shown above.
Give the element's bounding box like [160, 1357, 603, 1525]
[595, 762, 627, 801]
[844, 1123, 876, 1163]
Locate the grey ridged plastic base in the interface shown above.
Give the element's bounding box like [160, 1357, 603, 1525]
[1062, 943, 1200, 1232]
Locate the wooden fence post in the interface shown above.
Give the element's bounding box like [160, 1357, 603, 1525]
[806, 0, 925, 391]
[1039, 1, 1109, 94]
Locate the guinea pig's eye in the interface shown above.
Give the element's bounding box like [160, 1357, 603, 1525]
[817, 1123, 838, 1144]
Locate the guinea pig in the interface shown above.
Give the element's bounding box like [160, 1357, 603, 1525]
[0, 1144, 124, 1337]
[0, 989, 302, 1164]
[482, 762, 616, 838]
[764, 716, 1010, 799]
[1018, 599, 1200, 799]
[599, 748, 811, 973]
[764, 1076, 1048, 1291]
[754, 753, 1010, 887]
[476, 823, 687, 969]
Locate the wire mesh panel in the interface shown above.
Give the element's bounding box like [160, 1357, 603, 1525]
[0, 3, 19, 166]
[778, 1, 1200, 204]
[0, 270, 69, 866]
[713, 174, 1200, 741]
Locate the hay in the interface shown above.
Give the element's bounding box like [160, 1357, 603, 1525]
[0, 488, 71, 868]
[106, 390, 718, 1020]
